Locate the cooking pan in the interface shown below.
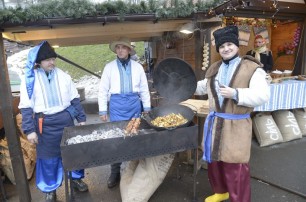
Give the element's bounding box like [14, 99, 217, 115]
[144, 57, 197, 130]
[153, 57, 197, 103]
[143, 104, 196, 131]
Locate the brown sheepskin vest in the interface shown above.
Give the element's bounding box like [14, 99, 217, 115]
[205, 55, 262, 163]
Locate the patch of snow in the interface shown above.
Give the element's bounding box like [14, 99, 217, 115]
[7, 49, 30, 78]
[75, 75, 100, 99]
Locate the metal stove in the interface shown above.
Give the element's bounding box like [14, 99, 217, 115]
[61, 120, 198, 201]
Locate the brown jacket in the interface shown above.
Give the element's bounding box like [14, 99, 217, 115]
[205, 56, 262, 163]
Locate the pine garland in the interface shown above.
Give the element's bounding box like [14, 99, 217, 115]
[0, 0, 223, 25]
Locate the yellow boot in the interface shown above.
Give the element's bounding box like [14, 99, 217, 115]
[204, 192, 229, 202]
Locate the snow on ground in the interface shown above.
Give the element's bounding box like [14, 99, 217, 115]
[7, 49, 29, 77]
[7, 49, 100, 99]
[75, 75, 100, 99]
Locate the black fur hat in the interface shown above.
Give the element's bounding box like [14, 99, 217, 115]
[36, 41, 57, 63]
[213, 26, 239, 52]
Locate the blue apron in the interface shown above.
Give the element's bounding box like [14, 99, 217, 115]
[35, 110, 84, 192]
[109, 93, 142, 122]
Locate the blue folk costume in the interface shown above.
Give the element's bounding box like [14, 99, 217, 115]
[98, 56, 151, 121]
[109, 58, 142, 121]
[18, 41, 86, 193]
[98, 54, 151, 176]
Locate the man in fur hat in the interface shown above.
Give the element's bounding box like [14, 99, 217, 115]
[98, 37, 151, 188]
[19, 41, 88, 202]
[195, 26, 270, 202]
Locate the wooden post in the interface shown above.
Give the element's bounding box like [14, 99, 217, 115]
[302, 18, 306, 75]
[0, 35, 31, 201]
[194, 29, 203, 81]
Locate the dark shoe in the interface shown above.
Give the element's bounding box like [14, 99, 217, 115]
[45, 191, 56, 202]
[107, 173, 120, 188]
[72, 179, 88, 192]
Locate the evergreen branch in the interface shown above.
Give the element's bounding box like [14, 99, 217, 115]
[0, 0, 223, 25]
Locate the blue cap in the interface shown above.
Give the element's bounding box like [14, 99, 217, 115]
[25, 41, 46, 99]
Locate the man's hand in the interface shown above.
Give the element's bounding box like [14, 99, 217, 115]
[142, 111, 150, 115]
[219, 86, 236, 99]
[27, 132, 38, 144]
[100, 114, 108, 122]
[78, 122, 86, 126]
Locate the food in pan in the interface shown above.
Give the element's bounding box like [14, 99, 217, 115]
[151, 113, 188, 128]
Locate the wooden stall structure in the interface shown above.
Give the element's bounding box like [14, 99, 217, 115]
[0, 4, 218, 201]
[0, 0, 306, 201]
[208, 0, 306, 76]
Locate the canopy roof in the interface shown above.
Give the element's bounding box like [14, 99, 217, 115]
[1, 0, 305, 47]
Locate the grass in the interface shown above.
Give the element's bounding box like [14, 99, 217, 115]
[55, 41, 145, 81]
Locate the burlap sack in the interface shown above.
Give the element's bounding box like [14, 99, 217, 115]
[120, 154, 175, 202]
[272, 110, 302, 142]
[252, 112, 283, 147]
[15, 113, 27, 139]
[292, 108, 306, 136]
[0, 136, 36, 184]
[0, 140, 15, 184]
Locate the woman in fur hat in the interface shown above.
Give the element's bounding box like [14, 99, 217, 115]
[98, 37, 151, 189]
[246, 34, 274, 73]
[19, 41, 88, 202]
[195, 26, 270, 202]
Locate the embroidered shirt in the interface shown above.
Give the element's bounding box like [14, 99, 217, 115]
[19, 67, 80, 115]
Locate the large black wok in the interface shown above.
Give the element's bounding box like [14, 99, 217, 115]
[145, 57, 197, 130]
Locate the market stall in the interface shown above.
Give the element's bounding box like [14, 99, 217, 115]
[0, 1, 305, 201]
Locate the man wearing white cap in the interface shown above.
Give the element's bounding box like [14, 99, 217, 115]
[98, 37, 151, 188]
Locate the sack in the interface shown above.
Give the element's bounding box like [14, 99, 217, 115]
[15, 114, 27, 139]
[272, 110, 302, 142]
[0, 139, 15, 184]
[252, 113, 283, 147]
[0, 136, 36, 184]
[292, 108, 306, 136]
[120, 154, 175, 202]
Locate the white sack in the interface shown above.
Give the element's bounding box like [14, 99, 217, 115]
[292, 108, 306, 136]
[252, 112, 283, 147]
[120, 153, 175, 202]
[272, 110, 302, 142]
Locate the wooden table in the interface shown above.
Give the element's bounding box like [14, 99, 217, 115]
[180, 99, 209, 169]
[180, 99, 209, 117]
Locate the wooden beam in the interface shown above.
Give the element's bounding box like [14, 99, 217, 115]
[0, 35, 31, 201]
[22, 32, 164, 47]
[194, 30, 203, 81]
[224, 9, 305, 20]
[246, 0, 306, 15]
[2, 20, 189, 46]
